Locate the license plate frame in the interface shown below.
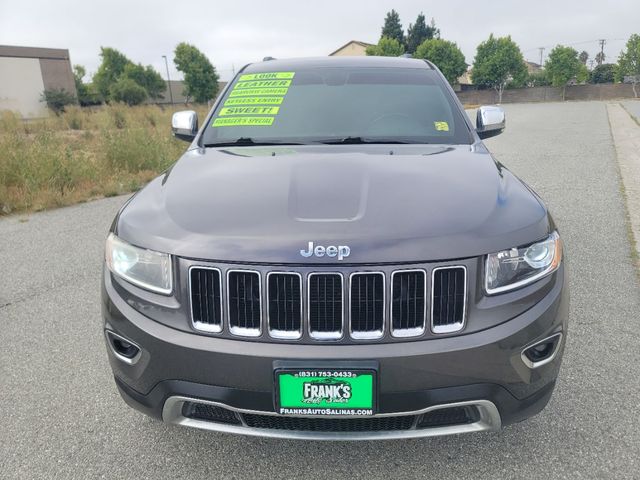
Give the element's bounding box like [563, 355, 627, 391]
[275, 368, 377, 416]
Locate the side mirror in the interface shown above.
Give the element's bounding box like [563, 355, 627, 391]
[476, 106, 505, 140]
[171, 110, 198, 142]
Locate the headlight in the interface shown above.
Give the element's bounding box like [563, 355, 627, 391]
[485, 231, 562, 294]
[105, 233, 172, 294]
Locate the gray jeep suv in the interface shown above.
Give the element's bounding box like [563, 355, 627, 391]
[102, 56, 568, 440]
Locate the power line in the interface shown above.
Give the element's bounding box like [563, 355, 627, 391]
[522, 37, 626, 53]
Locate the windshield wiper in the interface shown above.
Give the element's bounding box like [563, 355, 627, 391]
[315, 136, 414, 145]
[204, 137, 304, 147]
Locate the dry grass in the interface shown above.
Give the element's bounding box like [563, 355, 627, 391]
[0, 104, 210, 215]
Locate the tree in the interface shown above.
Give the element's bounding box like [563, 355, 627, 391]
[617, 34, 640, 97]
[92, 47, 165, 103]
[380, 9, 404, 46]
[405, 13, 438, 54]
[73, 65, 89, 103]
[577, 65, 589, 83]
[579, 50, 589, 65]
[545, 45, 584, 100]
[173, 43, 219, 103]
[122, 63, 165, 99]
[109, 77, 148, 106]
[73, 65, 103, 106]
[526, 70, 551, 87]
[415, 38, 467, 86]
[365, 36, 405, 57]
[595, 51, 606, 66]
[93, 47, 131, 99]
[590, 63, 616, 84]
[40, 89, 77, 115]
[471, 34, 528, 103]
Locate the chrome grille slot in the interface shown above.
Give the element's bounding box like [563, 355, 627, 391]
[267, 273, 302, 339]
[349, 273, 384, 339]
[190, 267, 222, 333]
[227, 270, 262, 337]
[391, 270, 427, 337]
[308, 273, 343, 339]
[431, 266, 466, 333]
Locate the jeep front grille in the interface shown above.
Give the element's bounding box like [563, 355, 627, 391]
[349, 272, 384, 339]
[189, 265, 468, 341]
[431, 266, 467, 333]
[267, 272, 302, 339]
[227, 270, 262, 336]
[308, 273, 343, 339]
[390, 270, 427, 337]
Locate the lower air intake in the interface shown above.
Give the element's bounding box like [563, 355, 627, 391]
[242, 413, 416, 432]
[418, 406, 479, 428]
[182, 402, 241, 425]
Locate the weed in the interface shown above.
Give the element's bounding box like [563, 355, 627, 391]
[0, 104, 209, 215]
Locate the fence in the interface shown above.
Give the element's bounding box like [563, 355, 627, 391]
[457, 83, 638, 105]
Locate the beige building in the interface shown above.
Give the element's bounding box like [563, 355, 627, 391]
[525, 61, 542, 74]
[457, 70, 473, 88]
[0, 45, 77, 118]
[329, 40, 374, 56]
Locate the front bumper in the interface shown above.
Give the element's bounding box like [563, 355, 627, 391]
[103, 265, 568, 440]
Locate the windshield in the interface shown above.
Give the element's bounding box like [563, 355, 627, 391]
[201, 66, 472, 146]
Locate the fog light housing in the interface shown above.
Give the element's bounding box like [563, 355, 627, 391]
[105, 330, 142, 364]
[521, 333, 563, 368]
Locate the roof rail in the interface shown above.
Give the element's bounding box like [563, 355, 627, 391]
[399, 53, 413, 58]
[262, 56, 276, 61]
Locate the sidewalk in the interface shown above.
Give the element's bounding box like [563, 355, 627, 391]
[608, 102, 640, 268]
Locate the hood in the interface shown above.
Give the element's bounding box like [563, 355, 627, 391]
[116, 145, 550, 263]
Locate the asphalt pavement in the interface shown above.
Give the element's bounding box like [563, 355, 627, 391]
[1, 101, 639, 479]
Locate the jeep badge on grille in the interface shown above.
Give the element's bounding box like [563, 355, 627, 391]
[300, 242, 351, 261]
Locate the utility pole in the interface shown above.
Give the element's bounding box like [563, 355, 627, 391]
[538, 47, 545, 66]
[162, 55, 174, 105]
[597, 39, 606, 66]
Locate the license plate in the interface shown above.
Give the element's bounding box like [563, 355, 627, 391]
[275, 369, 376, 416]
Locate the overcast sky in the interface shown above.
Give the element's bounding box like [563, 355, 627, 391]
[1, 0, 638, 82]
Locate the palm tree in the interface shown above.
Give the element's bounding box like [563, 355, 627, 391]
[579, 51, 589, 65]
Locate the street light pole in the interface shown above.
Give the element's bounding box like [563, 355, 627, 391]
[162, 55, 174, 105]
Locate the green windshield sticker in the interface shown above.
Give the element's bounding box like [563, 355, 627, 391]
[224, 96, 284, 106]
[434, 121, 449, 131]
[239, 72, 295, 81]
[213, 72, 295, 127]
[219, 106, 280, 116]
[229, 87, 289, 97]
[212, 117, 275, 127]
[234, 79, 292, 89]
